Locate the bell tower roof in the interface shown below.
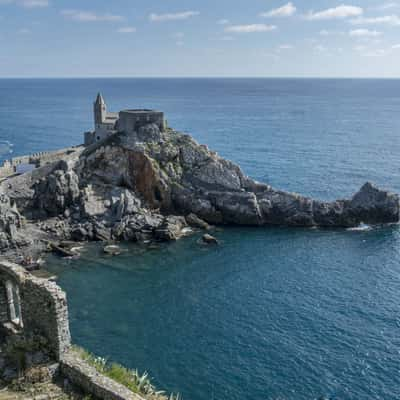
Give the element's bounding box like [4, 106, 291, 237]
[95, 92, 105, 106]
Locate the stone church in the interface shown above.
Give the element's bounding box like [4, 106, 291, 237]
[84, 93, 165, 146]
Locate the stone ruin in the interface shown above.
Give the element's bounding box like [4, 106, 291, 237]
[0, 261, 146, 400]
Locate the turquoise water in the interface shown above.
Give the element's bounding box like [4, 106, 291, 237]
[2, 79, 400, 399]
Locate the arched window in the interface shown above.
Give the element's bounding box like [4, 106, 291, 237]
[5, 280, 23, 328]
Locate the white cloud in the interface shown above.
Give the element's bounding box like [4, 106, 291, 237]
[17, 28, 31, 34]
[353, 44, 388, 57]
[0, 0, 48, 6]
[149, 11, 199, 22]
[225, 24, 276, 33]
[377, 2, 399, 10]
[306, 5, 363, 20]
[220, 35, 234, 41]
[278, 44, 293, 49]
[314, 44, 327, 52]
[172, 32, 184, 39]
[362, 49, 387, 57]
[319, 29, 345, 36]
[260, 2, 296, 17]
[61, 10, 124, 22]
[354, 45, 367, 51]
[117, 26, 136, 33]
[392, 43, 400, 48]
[217, 19, 229, 25]
[350, 15, 400, 26]
[349, 28, 382, 37]
[20, 0, 48, 7]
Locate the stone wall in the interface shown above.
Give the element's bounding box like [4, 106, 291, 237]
[0, 147, 82, 180]
[0, 261, 148, 400]
[118, 111, 165, 135]
[61, 351, 146, 400]
[0, 261, 71, 359]
[0, 160, 15, 179]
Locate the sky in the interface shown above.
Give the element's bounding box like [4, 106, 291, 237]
[2, 0, 400, 77]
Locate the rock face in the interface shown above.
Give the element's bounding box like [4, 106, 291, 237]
[0, 192, 28, 250]
[1, 123, 399, 259]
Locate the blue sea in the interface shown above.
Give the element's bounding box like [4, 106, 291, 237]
[1, 79, 400, 399]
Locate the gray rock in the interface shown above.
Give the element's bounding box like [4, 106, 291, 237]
[155, 216, 187, 241]
[71, 226, 88, 242]
[103, 245, 122, 256]
[137, 123, 163, 142]
[202, 234, 219, 245]
[185, 213, 210, 230]
[1, 126, 399, 261]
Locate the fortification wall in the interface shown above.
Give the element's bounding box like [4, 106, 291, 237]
[0, 146, 81, 180]
[118, 111, 165, 134]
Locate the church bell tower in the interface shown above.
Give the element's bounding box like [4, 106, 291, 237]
[94, 93, 107, 127]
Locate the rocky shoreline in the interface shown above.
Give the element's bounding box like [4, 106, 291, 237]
[1, 124, 399, 266]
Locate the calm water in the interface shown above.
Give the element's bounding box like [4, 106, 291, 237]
[1, 79, 400, 399]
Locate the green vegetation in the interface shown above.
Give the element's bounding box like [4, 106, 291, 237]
[72, 346, 181, 400]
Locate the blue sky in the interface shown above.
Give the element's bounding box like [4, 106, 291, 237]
[2, 0, 400, 77]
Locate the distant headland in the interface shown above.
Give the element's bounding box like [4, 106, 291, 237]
[0, 93, 398, 264]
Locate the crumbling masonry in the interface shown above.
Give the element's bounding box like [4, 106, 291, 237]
[0, 261, 145, 400]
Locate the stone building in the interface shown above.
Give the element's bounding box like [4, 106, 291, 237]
[84, 94, 165, 146]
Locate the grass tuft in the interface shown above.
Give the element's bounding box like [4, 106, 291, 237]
[72, 346, 180, 400]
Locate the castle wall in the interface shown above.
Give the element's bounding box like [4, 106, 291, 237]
[118, 111, 165, 134]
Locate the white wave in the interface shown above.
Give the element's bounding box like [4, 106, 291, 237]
[346, 223, 371, 232]
[0, 140, 14, 158]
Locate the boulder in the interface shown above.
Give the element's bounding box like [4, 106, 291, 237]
[104, 245, 122, 256]
[202, 234, 219, 245]
[346, 182, 400, 224]
[155, 216, 187, 241]
[185, 213, 210, 230]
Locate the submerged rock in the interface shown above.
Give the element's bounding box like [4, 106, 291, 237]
[103, 245, 122, 256]
[202, 234, 219, 245]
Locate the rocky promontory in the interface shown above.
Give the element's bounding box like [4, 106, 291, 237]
[1, 124, 399, 262]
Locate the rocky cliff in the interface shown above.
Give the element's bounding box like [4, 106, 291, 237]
[1, 124, 399, 259]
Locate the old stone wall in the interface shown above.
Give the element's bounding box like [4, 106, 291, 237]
[118, 111, 165, 135]
[0, 261, 71, 359]
[0, 261, 148, 400]
[61, 351, 146, 400]
[0, 147, 82, 180]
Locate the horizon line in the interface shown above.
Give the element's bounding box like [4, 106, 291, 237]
[1, 76, 400, 80]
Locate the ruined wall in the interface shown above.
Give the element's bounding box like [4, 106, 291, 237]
[0, 261, 147, 400]
[0, 261, 71, 359]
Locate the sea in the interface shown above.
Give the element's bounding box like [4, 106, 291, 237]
[1, 78, 400, 400]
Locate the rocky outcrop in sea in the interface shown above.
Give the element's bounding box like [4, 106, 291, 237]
[1, 123, 399, 261]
